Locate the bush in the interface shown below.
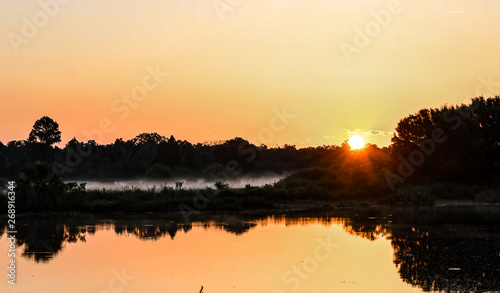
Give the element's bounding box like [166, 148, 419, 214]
[146, 164, 172, 178]
[174, 167, 195, 178]
[428, 183, 476, 199]
[284, 168, 332, 181]
[202, 163, 237, 180]
[16, 162, 66, 211]
[475, 189, 500, 203]
[214, 181, 229, 190]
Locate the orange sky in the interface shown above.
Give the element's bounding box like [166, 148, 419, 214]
[1, 0, 500, 147]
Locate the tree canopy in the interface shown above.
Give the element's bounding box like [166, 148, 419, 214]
[391, 96, 500, 184]
[28, 116, 62, 146]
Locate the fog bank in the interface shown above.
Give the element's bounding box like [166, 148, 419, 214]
[74, 175, 285, 191]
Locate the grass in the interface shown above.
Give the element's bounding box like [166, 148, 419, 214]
[384, 186, 436, 207]
[7, 186, 278, 214]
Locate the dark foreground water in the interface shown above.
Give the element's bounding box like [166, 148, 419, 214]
[1, 206, 499, 292]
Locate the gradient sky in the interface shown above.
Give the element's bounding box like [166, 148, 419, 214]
[1, 0, 500, 147]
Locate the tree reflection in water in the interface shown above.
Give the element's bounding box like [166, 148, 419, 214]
[341, 208, 500, 291]
[391, 226, 500, 291]
[5, 207, 500, 291]
[15, 218, 92, 262]
[388, 208, 500, 292]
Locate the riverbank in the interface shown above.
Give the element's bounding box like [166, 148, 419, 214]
[3, 182, 500, 216]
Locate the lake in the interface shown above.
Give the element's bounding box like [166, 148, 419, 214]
[1, 206, 499, 292]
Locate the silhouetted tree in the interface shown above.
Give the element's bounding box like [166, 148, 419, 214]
[157, 135, 180, 168]
[28, 116, 62, 146]
[132, 132, 166, 145]
[16, 162, 66, 211]
[391, 97, 500, 184]
[112, 138, 135, 167]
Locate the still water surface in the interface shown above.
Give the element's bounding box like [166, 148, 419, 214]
[1, 207, 499, 292]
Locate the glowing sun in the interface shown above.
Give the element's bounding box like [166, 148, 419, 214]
[348, 135, 365, 150]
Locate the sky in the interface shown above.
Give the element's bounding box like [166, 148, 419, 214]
[1, 0, 500, 147]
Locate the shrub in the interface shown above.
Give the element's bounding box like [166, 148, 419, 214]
[428, 183, 476, 199]
[16, 162, 66, 211]
[146, 164, 172, 178]
[475, 189, 500, 203]
[174, 167, 195, 178]
[202, 163, 232, 179]
[214, 181, 229, 190]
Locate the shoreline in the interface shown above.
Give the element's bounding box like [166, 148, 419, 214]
[3, 198, 500, 219]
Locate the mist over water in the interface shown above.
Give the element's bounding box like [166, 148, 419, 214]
[75, 175, 285, 191]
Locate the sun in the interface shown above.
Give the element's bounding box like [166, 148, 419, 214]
[348, 135, 365, 150]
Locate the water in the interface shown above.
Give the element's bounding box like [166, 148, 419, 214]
[1, 207, 499, 292]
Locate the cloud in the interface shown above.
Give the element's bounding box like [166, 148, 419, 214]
[363, 130, 393, 137]
[344, 128, 361, 136]
[344, 128, 393, 137]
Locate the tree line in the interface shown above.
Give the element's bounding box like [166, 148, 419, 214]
[0, 96, 499, 201]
